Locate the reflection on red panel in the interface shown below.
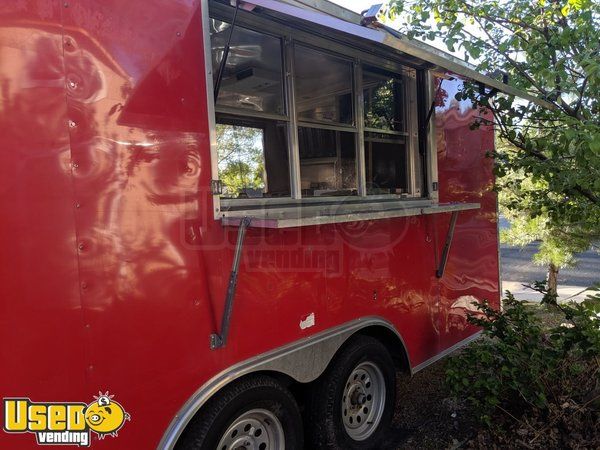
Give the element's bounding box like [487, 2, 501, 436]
[435, 77, 500, 348]
[0, 3, 87, 449]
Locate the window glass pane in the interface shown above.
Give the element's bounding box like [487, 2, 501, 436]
[294, 46, 353, 125]
[365, 133, 408, 195]
[210, 19, 285, 115]
[363, 68, 413, 195]
[298, 127, 357, 197]
[217, 117, 290, 198]
[363, 69, 405, 132]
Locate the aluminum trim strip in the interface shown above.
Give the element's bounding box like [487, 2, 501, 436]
[221, 194, 429, 209]
[216, 106, 290, 122]
[412, 331, 482, 374]
[425, 70, 440, 202]
[284, 38, 302, 198]
[353, 61, 367, 196]
[201, 0, 222, 219]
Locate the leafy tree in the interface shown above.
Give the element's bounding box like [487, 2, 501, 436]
[498, 170, 591, 292]
[216, 124, 265, 197]
[390, 0, 600, 293]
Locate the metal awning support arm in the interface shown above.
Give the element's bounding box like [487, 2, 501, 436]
[213, 0, 241, 103]
[436, 210, 459, 278]
[421, 79, 444, 137]
[211, 216, 252, 349]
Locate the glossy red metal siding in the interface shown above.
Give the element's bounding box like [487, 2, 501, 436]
[0, 1, 499, 449]
[435, 79, 500, 348]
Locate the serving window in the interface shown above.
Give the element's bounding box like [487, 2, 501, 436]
[210, 18, 292, 199]
[206, 2, 437, 223]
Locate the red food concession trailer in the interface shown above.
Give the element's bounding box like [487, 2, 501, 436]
[0, 0, 549, 449]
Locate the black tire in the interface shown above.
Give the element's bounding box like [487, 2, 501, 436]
[305, 335, 396, 450]
[176, 375, 303, 450]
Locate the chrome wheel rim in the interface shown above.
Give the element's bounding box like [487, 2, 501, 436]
[217, 408, 284, 450]
[341, 361, 386, 441]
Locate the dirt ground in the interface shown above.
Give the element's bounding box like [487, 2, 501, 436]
[384, 360, 478, 450]
[383, 305, 556, 450]
[383, 303, 598, 450]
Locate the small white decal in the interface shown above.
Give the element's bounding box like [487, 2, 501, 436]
[299, 313, 315, 330]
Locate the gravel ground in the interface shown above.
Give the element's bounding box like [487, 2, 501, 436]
[384, 360, 478, 450]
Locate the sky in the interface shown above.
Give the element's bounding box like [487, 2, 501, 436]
[328, 0, 472, 60]
[329, 0, 375, 13]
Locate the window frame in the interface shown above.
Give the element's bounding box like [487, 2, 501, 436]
[204, 0, 438, 219]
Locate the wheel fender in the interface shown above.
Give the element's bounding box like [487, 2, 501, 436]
[159, 316, 409, 449]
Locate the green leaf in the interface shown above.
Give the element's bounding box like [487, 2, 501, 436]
[568, 0, 583, 9]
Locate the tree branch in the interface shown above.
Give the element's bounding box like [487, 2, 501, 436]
[489, 107, 600, 205]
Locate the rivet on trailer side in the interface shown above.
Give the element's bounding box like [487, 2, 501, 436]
[0, 0, 548, 449]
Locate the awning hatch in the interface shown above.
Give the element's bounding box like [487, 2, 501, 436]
[241, 0, 553, 109]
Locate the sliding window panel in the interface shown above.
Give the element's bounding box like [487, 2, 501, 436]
[363, 69, 406, 132]
[298, 127, 357, 197]
[217, 116, 291, 199]
[210, 19, 285, 116]
[294, 45, 354, 126]
[363, 67, 416, 196]
[365, 133, 409, 195]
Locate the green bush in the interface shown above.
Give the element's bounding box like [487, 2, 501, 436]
[446, 289, 600, 429]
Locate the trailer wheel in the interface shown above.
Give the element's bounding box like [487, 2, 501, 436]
[305, 335, 396, 449]
[176, 375, 303, 450]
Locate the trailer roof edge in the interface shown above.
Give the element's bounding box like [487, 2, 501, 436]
[244, 0, 554, 110]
